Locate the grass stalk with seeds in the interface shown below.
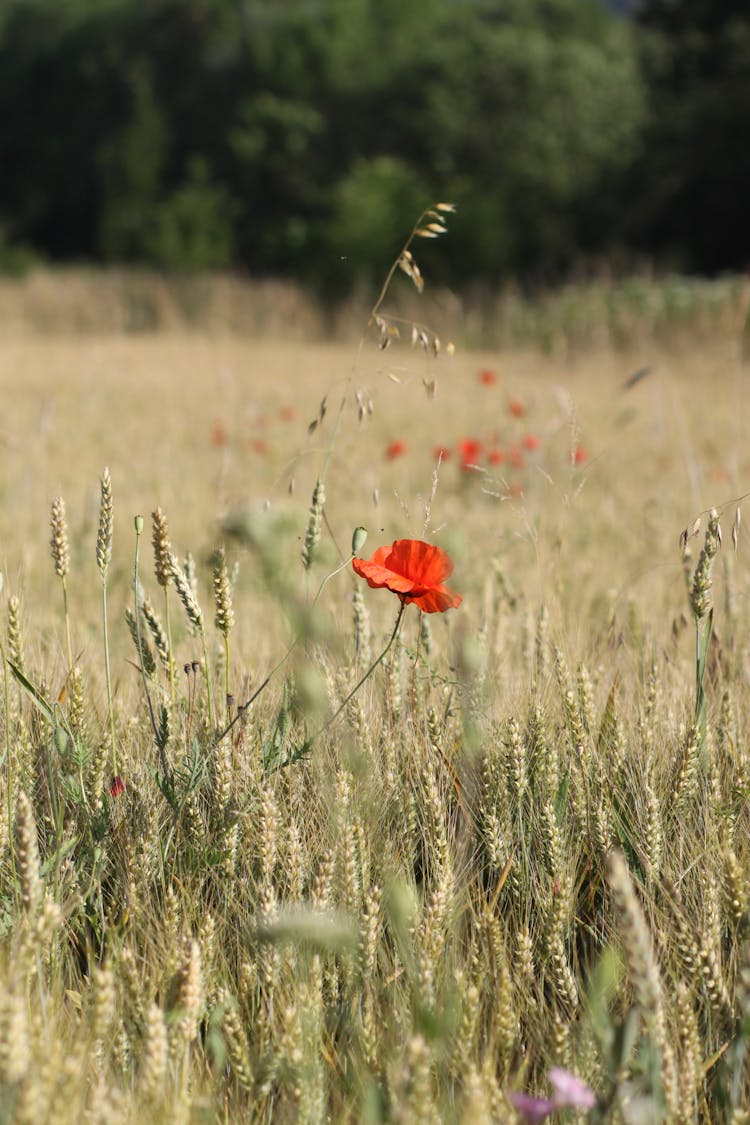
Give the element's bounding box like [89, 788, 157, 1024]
[169, 553, 214, 731]
[97, 467, 117, 773]
[213, 546, 234, 724]
[6, 223, 750, 1123]
[50, 495, 73, 672]
[686, 508, 721, 752]
[152, 507, 176, 705]
[132, 515, 165, 776]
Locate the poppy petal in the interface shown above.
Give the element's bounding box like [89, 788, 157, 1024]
[386, 539, 453, 586]
[352, 556, 416, 595]
[352, 538, 461, 613]
[406, 584, 463, 613]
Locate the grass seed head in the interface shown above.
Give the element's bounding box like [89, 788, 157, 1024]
[213, 546, 235, 637]
[96, 467, 113, 579]
[50, 496, 69, 579]
[151, 508, 172, 588]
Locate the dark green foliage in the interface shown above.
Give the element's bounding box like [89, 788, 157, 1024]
[0, 0, 746, 281]
[630, 0, 750, 272]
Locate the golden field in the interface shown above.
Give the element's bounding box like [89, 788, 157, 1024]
[1, 271, 750, 1122]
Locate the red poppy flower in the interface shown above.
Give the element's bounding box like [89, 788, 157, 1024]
[573, 445, 587, 466]
[508, 398, 526, 418]
[478, 368, 498, 386]
[509, 445, 525, 469]
[210, 420, 227, 448]
[433, 445, 452, 462]
[523, 433, 541, 452]
[458, 437, 482, 470]
[352, 539, 462, 614]
[488, 448, 505, 465]
[279, 406, 296, 422]
[109, 775, 126, 798]
[250, 438, 269, 456]
[386, 439, 408, 461]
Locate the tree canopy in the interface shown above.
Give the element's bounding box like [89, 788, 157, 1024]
[0, 0, 747, 286]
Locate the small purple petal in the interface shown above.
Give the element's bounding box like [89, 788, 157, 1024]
[509, 1092, 556, 1123]
[548, 1067, 597, 1110]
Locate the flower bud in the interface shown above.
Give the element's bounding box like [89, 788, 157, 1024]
[352, 526, 368, 556]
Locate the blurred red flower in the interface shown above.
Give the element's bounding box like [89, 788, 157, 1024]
[109, 775, 126, 799]
[210, 420, 227, 448]
[508, 398, 526, 418]
[458, 437, 482, 470]
[352, 539, 462, 614]
[478, 368, 498, 386]
[433, 445, 452, 462]
[523, 433, 541, 452]
[386, 439, 408, 460]
[573, 445, 588, 466]
[250, 438, 269, 456]
[509, 446, 525, 469]
[488, 448, 505, 465]
[279, 406, 296, 422]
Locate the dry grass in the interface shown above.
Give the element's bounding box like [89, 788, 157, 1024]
[1, 258, 750, 1122]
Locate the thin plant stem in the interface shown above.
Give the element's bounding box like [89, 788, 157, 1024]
[305, 599, 406, 749]
[695, 608, 713, 752]
[224, 633, 231, 724]
[133, 518, 164, 770]
[200, 626, 215, 732]
[164, 588, 175, 706]
[317, 206, 443, 491]
[61, 576, 73, 673]
[1, 639, 16, 887]
[1, 640, 10, 776]
[213, 554, 356, 747]
[101, 577, 117, 773]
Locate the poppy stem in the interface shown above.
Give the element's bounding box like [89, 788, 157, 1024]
[212, 554, 357, 748]
[306, 599, 407, 747]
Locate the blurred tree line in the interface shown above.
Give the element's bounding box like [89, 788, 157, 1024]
[0, 0, 747, 290]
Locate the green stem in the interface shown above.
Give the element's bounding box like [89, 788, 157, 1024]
[133, 519, 164, 771]
[1, 640, 17, 890]
[200, 625, 215, 731]
[101, 579, 117, 773]
[1, 640, 10, 775]
[305, 599, 407, 749]
[695, 608, 713, 752]
[213, 555, 355, 747]
[61, 575, 73, 673]
[224, 632, 231, 724]
[164, 587, 175, 706]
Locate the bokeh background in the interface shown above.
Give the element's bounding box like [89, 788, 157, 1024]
[1, 0, 748, 297]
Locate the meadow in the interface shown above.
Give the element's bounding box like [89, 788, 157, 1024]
[1, 235, 750, 1122]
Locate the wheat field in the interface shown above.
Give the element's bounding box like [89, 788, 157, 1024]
[1, 263, 750, 1122]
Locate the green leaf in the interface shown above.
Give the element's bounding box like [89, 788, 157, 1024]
[7, 660, 55, 725]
